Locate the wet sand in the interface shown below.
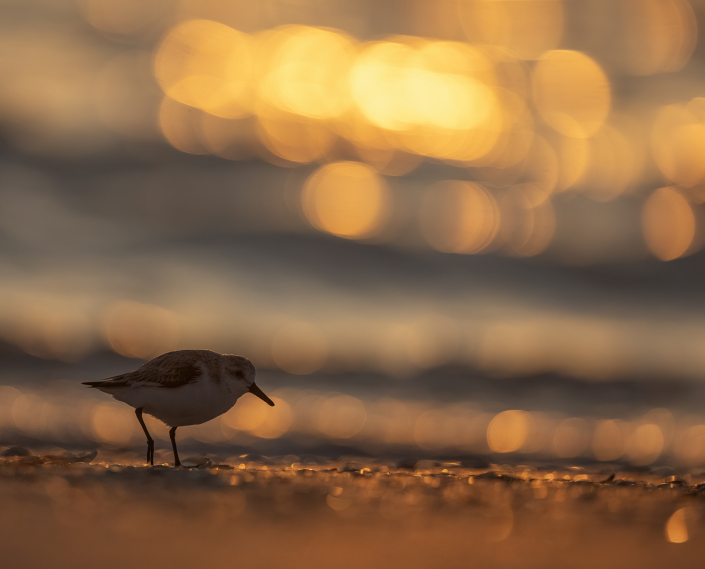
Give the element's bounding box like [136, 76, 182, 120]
[1, 450, 704, 569]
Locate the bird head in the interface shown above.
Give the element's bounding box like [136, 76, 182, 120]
[225, 355, 274, 406]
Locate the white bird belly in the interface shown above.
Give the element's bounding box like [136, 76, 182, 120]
[101, 381, 246, 427]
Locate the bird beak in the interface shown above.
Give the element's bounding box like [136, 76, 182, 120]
[249, 382, 275, 406]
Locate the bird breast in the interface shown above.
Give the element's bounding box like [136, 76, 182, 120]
[108, 377, 247, 427]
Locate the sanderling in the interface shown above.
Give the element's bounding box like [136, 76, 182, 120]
[83, 349, 274, 467]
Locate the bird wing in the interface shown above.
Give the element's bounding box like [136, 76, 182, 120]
[83, 351, 202, 389]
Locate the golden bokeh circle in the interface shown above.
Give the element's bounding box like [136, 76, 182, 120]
[487, 410, 531, 453]
[154, 19, 253, 118]
[642, 186, 695, 261]
[420, 181, 500, 254]
[532, 50, 611, 138]
[302, 161, 391, 239]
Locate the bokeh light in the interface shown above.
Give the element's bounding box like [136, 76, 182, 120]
[154, 19, 253, 119]
[271, 321, 328, 375]
[553, 418, 589, 458]
[459, 0, 564, 60]
[673, 424, 705, 465]
[316, 394, 367, 439]
[103, 300, 180, 360]
[532, 50, 611, 138]
[487, 410, 530, 453]
[80, 0, 168, 36]
[581, 122, 642, 201]
[666, 508, 692, 543]
[257, 113, 337, 164]
[496, 187, 556, 256]
[352, 40, 497, 132]
[626, 423, 664, 465]
[91, 402, 136, 446]
[592, 419, 625, 461]
[652, 102, 705, 187]
[158, 97, 210, 155]
[622, 0, 697, 75]
[420, 181, 500, 254]
[256, 26, 356, 120]
[0, 386, 21, 432]
[368, 398, 414, 446]
[302, 161, 391, 239]
[642, 186, 696, 261]
[5, 304, 92, 362]
[223, 396, 292, 439]
[12, 394, 48, 438]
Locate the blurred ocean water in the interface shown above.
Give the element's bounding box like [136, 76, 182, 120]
[3, 0, 705, 470]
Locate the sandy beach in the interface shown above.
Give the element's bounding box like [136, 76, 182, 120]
[2, 449, 704, 569]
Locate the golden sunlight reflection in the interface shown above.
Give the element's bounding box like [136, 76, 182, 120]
[0, 386, 21, 431]
[154, 19, 253, 118]
[147, 20, 546, 168]
[581, 122, 642, 201]
[270, 322, 328, 375]
[368, 398, 414, 446]
[652, 102, 705, 187]
[404, 315, 459, 369]
[198, 113, 259, 160]
[377, 316, 460, 377]
[103, 300, 180, 360]
[302, 161, 391, 239]
[412, 406, 491, 452]
[673, 424, 705, 466]
[420, 181, 500, 254]
[256, 26, 355, 120]
[642, 186, 696, 261]
[187, 419, 224, 444]
[412, 409, 446, 450]
[91, 402, 136, 446]
[622, 0, 697, 75]
[485, 505, 514, 543]
[378, 324, 423, 378]
[553, 418, 590, 458]
[6, 305, 92, 361]
[10, 383, 705, 469]
[80, 0, 169, 36]
[626, 423, 664, 465]
[477, 322, 547, 376]
[592, 419, 625, 461]
[354, 146, 422, 177]
[11, 394, 49, 438]
[223, 396, 291, 439]
[556, 135, 589, 190]
[666, 507, 693, 544]
[158, 97, 209, 155]
[350, 39, 498, 133]
[487, 410, 530, 453]
[517, 135, 559, 205]
[496, 187, 556, 256]
[532, 50, 611, 138]
[316, 395, 367, 439]
[257, 113, 337, 164]
[459, 0, 564, 60]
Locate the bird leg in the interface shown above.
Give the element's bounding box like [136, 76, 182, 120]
[135, 408, 154, 466]
[169, 426, 181, 467]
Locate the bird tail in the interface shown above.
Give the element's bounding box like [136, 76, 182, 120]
[82, 374, 129, 388]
